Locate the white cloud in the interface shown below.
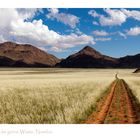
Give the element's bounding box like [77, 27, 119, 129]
[0, 8, 94, 52]
[126, 27, 140, 36]
[50, 34, 94, 52]
[50, 34, 95, 51]
[121, 9, 140, 21]
[89, 9, 140, 26]
[16, 8, 40, 20]
[92, 30, 109, 36]
[47, 8, 79, 28]
[100, 9, 127, 26]
[48, 8, 59, 14]
[88, 10, 100, 17]
[95, 37, 111, 41]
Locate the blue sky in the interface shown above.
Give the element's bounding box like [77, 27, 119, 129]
[0, 8, 140, 58]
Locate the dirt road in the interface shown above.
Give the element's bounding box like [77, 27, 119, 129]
[85, 79, 140, 124]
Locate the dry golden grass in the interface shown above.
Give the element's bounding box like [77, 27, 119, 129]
[0, 68, 138, 124]
[125, 72, 140, 102]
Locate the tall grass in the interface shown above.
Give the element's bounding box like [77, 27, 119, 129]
[0, 68, 115, 124]
[126, 75, 140, 103]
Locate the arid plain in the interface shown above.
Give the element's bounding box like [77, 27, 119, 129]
[0, 68, 139, 124]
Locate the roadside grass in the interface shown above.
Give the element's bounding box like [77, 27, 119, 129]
[123, 79, 140, 123]
[0, 68, 114, 124]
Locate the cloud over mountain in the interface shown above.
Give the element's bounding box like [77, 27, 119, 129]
[0, 8, 94, 52]
[0, 8, 140, 58]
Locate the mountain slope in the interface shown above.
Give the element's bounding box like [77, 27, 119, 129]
[57, 46, 119, 68]
[0, 42, 60, 67]
[119, 54, 140, 68]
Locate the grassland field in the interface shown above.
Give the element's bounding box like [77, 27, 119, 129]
[0, 68, 139, 124]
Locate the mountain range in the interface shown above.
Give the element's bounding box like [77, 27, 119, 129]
[0, 42, 140, 68]
[0, 42, 60, 67]
[57, 46, 140, 68]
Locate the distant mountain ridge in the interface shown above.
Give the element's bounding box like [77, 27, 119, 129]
[0, 42, 139, 68]
[0, 42, 60, 67]
[57, 46, 140, 68]
[119, 54, 140, 68]
[57, 46, 119, 68]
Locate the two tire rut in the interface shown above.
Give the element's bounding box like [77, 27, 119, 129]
[85, 79, 139, 124]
